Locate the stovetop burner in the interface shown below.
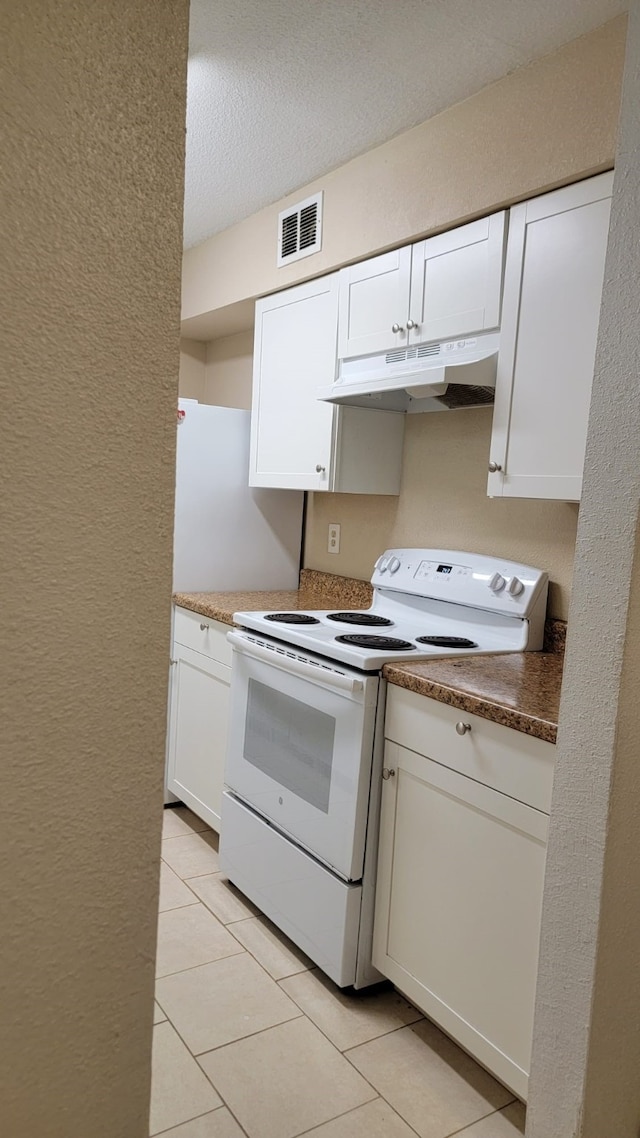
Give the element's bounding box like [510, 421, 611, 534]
[335, 634, 414, 651]
[264, 613, 320, 625]
[415, 635, 478, 648]
[326, 612, 393, 626]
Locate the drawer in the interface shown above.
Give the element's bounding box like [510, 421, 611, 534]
[173, 606, 233, 666]
[385, 685, 555, 813]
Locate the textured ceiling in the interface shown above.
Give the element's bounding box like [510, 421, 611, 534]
[184, 0, 626, 248]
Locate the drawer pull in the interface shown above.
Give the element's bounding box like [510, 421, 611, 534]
[199, 623, 209, 631]
[382, 767, 396, 780]
[455, 721, 471, 736]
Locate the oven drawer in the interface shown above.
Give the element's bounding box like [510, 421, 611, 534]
[173, 606, 233, 666]
[219, 792, 362, 987]
[384, 685, 555, 813]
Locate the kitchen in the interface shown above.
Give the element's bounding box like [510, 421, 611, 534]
[155, 9, 629, 1138]
[4, 6, 637, 1138]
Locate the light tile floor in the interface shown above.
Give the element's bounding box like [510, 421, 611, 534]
[151, 807, 526, 1138]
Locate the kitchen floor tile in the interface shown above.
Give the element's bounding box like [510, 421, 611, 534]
[198, 1016, 377, 1138]
[156, 903, 244, 978]
[454, 1100, 526, 1136]
[159, 861, 200, 913]
[149, 1022, 221, 1136]
[296, 1097, 417, 1136]
[228, 914, 314, 980]
[186, 872, 260, 925]
[153, 1001, 167, 1024]
[154, 1107, 246, 1137]
[345, 1020, 514, 1138]
[162, 806, 211, 839]
[280, 969, 423, 1051]
[155, 952, 302, 1055]
[161, 831, 220, 880]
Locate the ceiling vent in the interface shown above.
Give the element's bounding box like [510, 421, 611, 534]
[277, 192, 323, 267]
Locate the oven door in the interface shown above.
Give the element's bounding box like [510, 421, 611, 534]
[225, 630, 380, 882]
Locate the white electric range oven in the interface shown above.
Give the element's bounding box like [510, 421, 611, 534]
[220, 549, 548, 989]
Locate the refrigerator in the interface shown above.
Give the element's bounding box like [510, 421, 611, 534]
[165, 398, 304, 805]
[172, 399, 303, 591]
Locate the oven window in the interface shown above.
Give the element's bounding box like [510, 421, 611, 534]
[244, 679, 336, 813]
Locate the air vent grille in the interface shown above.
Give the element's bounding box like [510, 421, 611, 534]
[385, 342, 442, 366]
[277, 192, 323, 267]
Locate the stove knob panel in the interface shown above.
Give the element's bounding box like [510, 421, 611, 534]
[388, 557, 401, 574]
[488, 572, 506, 593]
[507, 576, 525, 597]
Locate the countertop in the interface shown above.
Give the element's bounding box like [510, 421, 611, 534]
[383, 651, 563, 744]
[173, 572, 564, 743]
[173, 568, 372, 626]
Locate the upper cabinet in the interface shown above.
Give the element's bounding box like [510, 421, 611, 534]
[337, 213, 507, 360]
[488, 172, 613, 501]
[249, 274, 404, 493]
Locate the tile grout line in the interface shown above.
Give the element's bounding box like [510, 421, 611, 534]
[152, 1015, 252, 1138]
[155, 944, 248, 984]
[290, 1095, 423, 1138]
[441, 1098, 520, 1138]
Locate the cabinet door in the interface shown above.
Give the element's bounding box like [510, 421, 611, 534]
[250, 275, 339, 491]
[167, 643, 231, 831]
[337, 247, 412, 359]
[409, 212, 506, 345]
[373, 740, 548, 1101]
[488, 172, 613, 500]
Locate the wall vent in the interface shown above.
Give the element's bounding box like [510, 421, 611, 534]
[277, 192, 323, 267]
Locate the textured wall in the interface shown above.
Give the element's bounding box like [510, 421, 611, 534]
[0, 3, 188, 1136]
[528, 4, 640, 1133]
[306, 410, 579, 619]
[182, 16, 625, 330]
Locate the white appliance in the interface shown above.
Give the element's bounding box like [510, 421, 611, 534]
[166, 399, 304, 803]
[173, 399, 303, 592]
[317, 333, 499, 413]
[220, 549, 548, 988]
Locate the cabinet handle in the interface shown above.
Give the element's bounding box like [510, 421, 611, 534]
[382, 767, 396, 780]
[455, 722, 471, 736]
[315, 464, 326, 474]
[391, 323, 405, 333]
[406, 319, 419, 330]
[488, 461, 502, 473]
[199, 623, 209, 631]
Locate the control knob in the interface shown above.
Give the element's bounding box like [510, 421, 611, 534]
[376, 556, 389, 573]
[388, 556, 401, 574]
[488, 572, 506, 593]
[507, 576, 525, 597]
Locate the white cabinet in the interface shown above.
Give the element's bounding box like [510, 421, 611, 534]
[373, 686, 555, 1101]
[250, 273, 404, 494]
[338, 213, 506, 360]
[488, 172, 613, 501]
[167, 607, 232, 831]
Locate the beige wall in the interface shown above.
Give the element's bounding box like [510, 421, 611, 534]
[203, 330, 253, 409]
[306, 411, 578, 618]
[182, 17, 625, 336]
[0, 3, 188, 1136]
[179, 338, 206, 399]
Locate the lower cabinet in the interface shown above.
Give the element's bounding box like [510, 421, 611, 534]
[373, 686, 555, 1101]
[167, 607, 232, 832]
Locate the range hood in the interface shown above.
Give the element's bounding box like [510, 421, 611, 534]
[318, 332, 499, 413]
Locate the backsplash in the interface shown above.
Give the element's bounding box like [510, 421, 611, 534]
[304, 408, 578, 621]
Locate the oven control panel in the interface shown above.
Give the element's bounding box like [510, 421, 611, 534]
[371, 548, 548, 617]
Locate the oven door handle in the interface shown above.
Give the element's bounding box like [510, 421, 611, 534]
[227, 630, 365, 695]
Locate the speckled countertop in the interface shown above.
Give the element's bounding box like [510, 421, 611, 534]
[383, 651, 563, 743]
[174, 571, 564, 743]
[173, 568, 372, 625]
